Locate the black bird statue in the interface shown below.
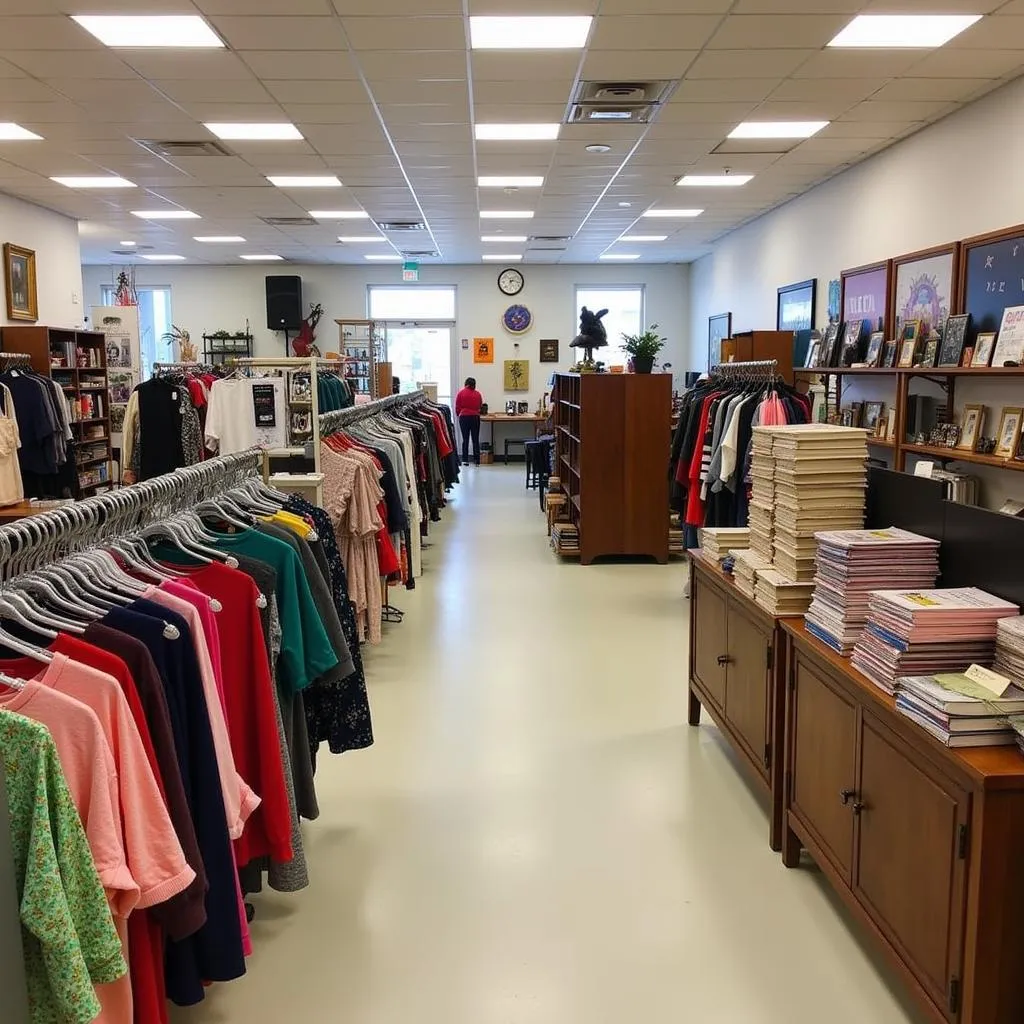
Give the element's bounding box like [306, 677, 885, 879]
[570, 306, 609, 364]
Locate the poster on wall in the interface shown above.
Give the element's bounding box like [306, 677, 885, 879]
[841, 261, 890, 338]
[892, 246, 956, 340]
[504, 359, 529, 391]
[708, 312, 731, 370]
[961, 226, 1024, 343]
[473, 337, 494, 364]
[539, 339, 559, 363]
[776, 279, 816, 332]
[91, 305, 141, 450]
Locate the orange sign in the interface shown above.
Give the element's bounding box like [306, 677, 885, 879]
[473, 337, 494, 364]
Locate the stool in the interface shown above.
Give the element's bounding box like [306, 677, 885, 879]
[503, 437, 527, 464]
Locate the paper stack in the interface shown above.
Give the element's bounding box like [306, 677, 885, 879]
[851, 588, 1020, 694]
[895, 674, 1024, 747]
[994, 615, 1024, 685]
[748, 429, 776, 560]
[755, 569, 816, 616]
[732, 549, 772, 602]
[699, 527, 750, 561]
[805, 528, 941, 655]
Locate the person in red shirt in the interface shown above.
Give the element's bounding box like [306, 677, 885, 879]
[454, 376, 484, 466]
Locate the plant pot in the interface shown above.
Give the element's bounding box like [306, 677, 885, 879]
[633, 355, 655, 374]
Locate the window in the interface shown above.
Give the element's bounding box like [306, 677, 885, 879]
[100, 284, 172, 381]
[368, 286, 456, 321]
[574, 286, 644, 367]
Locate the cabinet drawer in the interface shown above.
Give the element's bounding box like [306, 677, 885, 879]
[725, 603, 770, 777]
[692, 576, 727, 711]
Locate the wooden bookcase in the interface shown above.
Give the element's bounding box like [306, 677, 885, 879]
[553, 372, 671, 565]
[1, 325, 112, 494]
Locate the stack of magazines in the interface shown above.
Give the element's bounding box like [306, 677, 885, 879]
[732, 549, 772, 602]
[699, 527, 749, 562]
[851, 588, 1020, 694]
[896, 674, 1024, 747]
[994, 615, 1024, 684]
[805, 528, 941, 654]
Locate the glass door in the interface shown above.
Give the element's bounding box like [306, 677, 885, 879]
[383, 321, 454, 407]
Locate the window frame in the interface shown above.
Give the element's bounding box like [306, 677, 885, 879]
[573, 283, 646, 366]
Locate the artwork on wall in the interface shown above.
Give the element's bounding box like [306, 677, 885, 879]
[777, 279, 816, 332]
[841, 260, 891, 338]
[473, 337, 494, 364]
[539, 338, 559, 363]
[3, 243, 37, 322]
[827, 279, 841, 322]
[502, 304, 532, 334]
[708, 312, 731, 369]
[891, 244, 958, 341]
[504, 358, 529, 391]
[961, 224, 1024, 344]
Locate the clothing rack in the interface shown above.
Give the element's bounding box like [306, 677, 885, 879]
[710, 359, 780, 382]
[318, 389, 427, 436]
[0, 352, 31, 369]
[153, 361, 216, 376]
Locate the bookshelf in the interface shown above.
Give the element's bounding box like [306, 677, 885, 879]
[336, 318, 385, 398]
[0, 325, 112, 493]
[553, 372, 671, 565]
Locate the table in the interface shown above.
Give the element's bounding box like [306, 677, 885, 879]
[0, 500, 56, 524]
[481, 414, 548, 462]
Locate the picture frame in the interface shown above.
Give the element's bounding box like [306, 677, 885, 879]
[3, 243, 38, 322]
[840, 259, 892, 339]
[917, 338, 939, 367]
[865, 331, 884, 367]
[957, 404, 985, 451]
[850, 401, 864, 427]
[517, 401, 530, 415]
[818, 321, 840, 367]
[972, 332, 996, 367]
[840, 319, 865, 366]
[992, 305, 1024, 367]
[804, 340, 821, 368]
[938, 313, 970, 367]
[890, 242, 959, 342]
[961, 346, 974, 367]
[777, 278, 816, 333]
[539, 338, 559, 363]
[959, 223, 1024, 344]
[503, 358, 529, 392]
[996, 406, 1023, 458]
[473, 337, 494, 364]
[898, 338, 918, 368]
[881, 340, 898, 368]
[505, 400, 517, 415]
[864, 401, 885, 434]
[708, 312, 731, 369]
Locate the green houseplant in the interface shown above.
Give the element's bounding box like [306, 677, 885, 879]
[621, 324, 666, 374]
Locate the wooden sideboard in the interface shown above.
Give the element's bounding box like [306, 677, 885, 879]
[781, 621, 1024, 1024]
[687, 553, 797, 850]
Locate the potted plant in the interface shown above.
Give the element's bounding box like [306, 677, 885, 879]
[621, 324, 666, 374]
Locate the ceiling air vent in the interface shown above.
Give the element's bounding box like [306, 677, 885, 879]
[570, 103, 654, 124]
[135, 139, 233, 159]
[377, 221, 425, 232]
[260, 216, 318, 227]
[401, 250, 439, 259]
[569, 80, 675, 127]
[530, 235, 572, 244]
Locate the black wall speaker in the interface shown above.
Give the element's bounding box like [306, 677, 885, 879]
[265, 275, 303, 331]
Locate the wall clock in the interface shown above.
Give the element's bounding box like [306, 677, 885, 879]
[498, 267, 524, 296]
[503, 304, 532, 334]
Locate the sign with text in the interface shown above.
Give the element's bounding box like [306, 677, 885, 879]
[842, 265, 889, 335]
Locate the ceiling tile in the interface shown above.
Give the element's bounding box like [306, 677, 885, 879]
[600, 0, 731, 9]
[342, 16, 466, 50]
[474, 103, 567, 123]
[156, 79, 273, 104]
[732, 0, 862, 9]
[381, 102, 470, 124]
[674, 78, 781, 102]
[871, 77, 994, 102]
[197, 0, 334, 11]
[1, 50, 134, 79]
[264, 80, 368, 104]
[369, 79, 468, 104]
[334, 0, 464, 10]
[209, 16, 349, 50]
[949, 15, 1024, 47]
[839, 99, 957, 121]
[589, 15, 722, 50]
[241, 50, 360, 79]
[473, 80, 573, 105]
[687, 49, 815, 78]
[792, 50, 927, 78]
[280, 103, 379, 124]
[362, 50, 467, 79]
[659, 100, 760, 122]
[0, 16, 104, 49]
[708, 13, 850, 48]
[582, 50, 699, 79]
[471, 51, 578, 82]
[901, 49, 1024, 78]
[770, 77, 887, 103]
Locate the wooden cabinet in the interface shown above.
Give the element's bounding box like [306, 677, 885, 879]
[725, 608, 771, 772]
[691, 573, 727, 709]
[783, 621, 1024, 1024]
[719, 330, 795, 383]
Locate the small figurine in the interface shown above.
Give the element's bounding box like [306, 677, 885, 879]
[570, 306, 609, 365]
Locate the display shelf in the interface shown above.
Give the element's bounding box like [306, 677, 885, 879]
[902, 442, 1024, 472]
[865, 437, 897, 449]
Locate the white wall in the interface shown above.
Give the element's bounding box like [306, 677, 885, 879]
[0, 193, 83, 329]
[81, 262, 689, 410]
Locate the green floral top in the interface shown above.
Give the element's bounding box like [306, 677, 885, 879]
[1, 709, 126, 1023]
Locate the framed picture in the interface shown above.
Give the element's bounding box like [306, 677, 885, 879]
[957, 404, 985, 451]
[959, 224, 1024, 344]
[938, 313, 970, 367]
[3, 243, 37, 322]
[992, 305, 1024, 367]
[850, 401, 864, 427]
[891, 242, 958, 342]
[473, 337, 494, 364]
[805, 340, 821, 368]
[818, 321, 840, 367]
[961, 346, 974, 367]
[517, 401, 530, 415]
[972, 332, 996, 367]
[917, 338, 939, 367]
[898, 338, 918, 368]
[865, 331, 884, 367]
[777, 278, 816, 332]
[708, 312, 731, 369]
[539, 338, 559, 363]
[881, 340, 898, 368]
[840, 319, 864, 366]
[996, 406, 1023, 457]
[505, 400, 517, 415]
[864, 401, 885, 434]
[841, 259, 891, 338]
[503, 358, 529, 391]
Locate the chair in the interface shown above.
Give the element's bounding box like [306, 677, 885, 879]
[525, 438, 552, 497]
[503, 437, 527, 463]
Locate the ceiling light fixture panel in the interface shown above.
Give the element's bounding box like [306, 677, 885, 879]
[205, 123, 303, 141]
[194, 236, 245, 243]
[481, 235, 527, 242]
[240, 254, 283, 261]
[475, 124, 560, 141]
[482, 254, 523, 261]
[309, 210, 369, 220]
[601, 254, 640, 260]
[829, 14, 981, 48]
[480, 210, 534, 219]
[678, 174, 753, 187]
[469, 16, 592, 49]
[478, 176, 544, 187]
[641, 209, 703, 218]
[71, 15, 223, 48]
[268, 175, 342, 188]
[729, 121, 828, 139]
[119, 241, 136, 247]
[131, 209, 200, 220]
[619, 235, 667, 242]
[365, 254, 402, 261]
[51, 176, 135, 188]
[141, 254, 186, 261]
[338, 236, 386, 243]
[0, 123, 42, 141]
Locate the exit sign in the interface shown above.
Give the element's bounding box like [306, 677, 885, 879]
[403, 261, 419, 282]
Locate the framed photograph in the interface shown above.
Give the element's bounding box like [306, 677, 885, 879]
[864, 401, 885, 434]
[504, 400, 517, 415]
[805, 340, 821, 368]
[3, 243, 37, 322]
[881, 340, 898, 368]
[917, 338, 939, 367]
[840, 319, 865, 366]
[901, 318, 922, 344]
[865, 331, 884, 367]
[961, 346, 974, 367]
[898, 338, 918, 368]
[818, 321, 840, 367]
[996, 406, 1023, 457]
[517, 401, 530, 415]
[972, 332, 996, 367]
[539, 338, 559, 363]
[957, 404, 985, 451]
[992, 305, 1024, 367]
[777, 278, 816, 332]
[891, 243, 958, 341]
[708, 312, 731, 369]
[938, 313, 970, 367]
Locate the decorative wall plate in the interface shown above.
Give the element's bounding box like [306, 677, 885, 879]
[503, 304, 532, 334]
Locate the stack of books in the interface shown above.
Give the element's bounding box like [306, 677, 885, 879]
[851, 588, 1020, 694]
[896, 674, 1024, 747]
[755, 569, 816, 616]
[748, 430, 775, 560]
[699, 527, 750, 561]
[732, 549, 772, 602]
[550, 521, 579, 555]
[805, 528, 941, 655]
[994, 615, 1024, 684]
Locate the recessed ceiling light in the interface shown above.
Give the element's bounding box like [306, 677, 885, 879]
[50, 175, 135, 188]
[729, 121, 828, 139]
[0, 123, 42, 141]
[482, 254, 523, 261]
[194, 236, 246, 243]
[481, 235, 528, 243]
[119, 241, 136, 247]
[240, 254, 284, 261]
[619, 235, 668, 242]
[338, 236, 386, 243]
[309, 210, 369, 220]
[365, 254, 402, 261]
[475, 124, 560, 141]
[478, 176, 544, 188]
[268, 175, 342, 188]
[469, 16, 592, 49]
[205, 123, 302, 141]
[588, 110, 634, 121]
[141, 254, 186, 262]
[601, 254, 641, 261]
[641, 209, 703, 218]
[480, 210, 534, 219]
[678, 174, 754, 187]
[618, 201, 632, 208]
[131, 209, 200, 220]
[829, 14, 981, 48]
[586, 144, 612, 154]
[71, 15, 223, 48]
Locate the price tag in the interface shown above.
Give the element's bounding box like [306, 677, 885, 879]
[964, 663, 1013, 697]
[913, 461, 934, 478]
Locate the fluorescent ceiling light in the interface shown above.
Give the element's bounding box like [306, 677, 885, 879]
[678, 174, 754, 187]
[71, 15, 223, 48]
[729, 121, 828, 139]
[131, 209, 200, 220]
[478, 176, 544, 188]
[619, 235, 667, 242]
[309, 210, 369, 219]
[480, 210, 534, 219]
[481, 235, 527, 243]
[365, 254, 402, 261]
[641, 209, 703, 218]
[240, 254, 283, 261]
[51, 175, 135, 188]
[194, 235, 245, 243]
[482, 254, 523, 261]
[338, 236, 386, 243]
[267, 175, 341, 188]
[588, 110, 634, 121]
[0, 123, 42, 141]
[119, 241, 136, 247]
[601, 254, 640, 261]
[470, 16, 592, 49]
[475, 123, 560, 141]
[829, 14, 981, 48]
[205, 123, 302, 141]
[140, 254, 186, 262]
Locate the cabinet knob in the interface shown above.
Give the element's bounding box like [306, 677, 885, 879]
[716, 655, 732, 666]
[852, 802, 867, 816]
[840, 789, 856, 805]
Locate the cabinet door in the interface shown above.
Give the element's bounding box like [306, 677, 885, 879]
[692, 576, 727, 711]
[725, 604, 770, 777]
[790, 655, 858, 883]
[855, 714, 968, 1018]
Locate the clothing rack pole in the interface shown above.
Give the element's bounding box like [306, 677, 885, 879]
[710, 358, 779, 381]
[318, 389, 427, 436]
